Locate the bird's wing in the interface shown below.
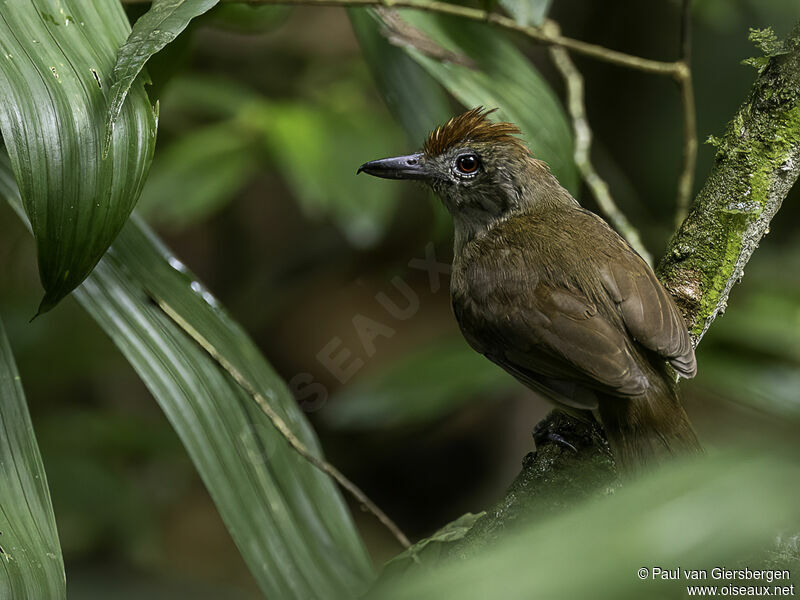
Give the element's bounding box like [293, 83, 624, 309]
[452, 208, 695, 408]
[454, 279, 651, 402]
[598, 254, 696, 378]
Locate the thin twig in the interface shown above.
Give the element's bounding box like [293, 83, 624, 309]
[120, 0, 683, 76]
[547, 30, 652, 265]
[674, 0, 697, 226]
[152, 296, 412, 550]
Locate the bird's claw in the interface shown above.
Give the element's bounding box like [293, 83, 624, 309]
[546, 433, 578, 453]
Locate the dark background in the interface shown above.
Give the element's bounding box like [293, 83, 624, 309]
[0, 1, 798, 596]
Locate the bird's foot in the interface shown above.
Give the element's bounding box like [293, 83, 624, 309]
[545, 433, 578, 453]
[532, 411, 588, 453]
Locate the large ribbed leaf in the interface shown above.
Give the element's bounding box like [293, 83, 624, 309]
[0, 1, 157, 313]
[105, 0, 219, 146]
[0, 153, 374, 600]
[0, 317, 65, 599]
[364, 9, 577, 192]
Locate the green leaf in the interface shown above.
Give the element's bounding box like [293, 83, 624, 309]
[371, 10, 578, 192]
[150, 73, 411, 244]
[372, 453, 800, 599]
[0, 317, 65, 599]
[325, 338, 519, 430]
[498, 0, 552, 26]
[156, 74, 264, 121]
[205, 4, 290, 33]
[137, 122, 259, 228]
[105, 0, 219, 149]
[245, 101, 406, 247]
[698, 354, 800, 420]
[77, 224, 375, 598]
[0, 153, 374, 599]
[349, 8, 453, 144]
[0, 1, 157, 313]
[708, 290, 800, 362]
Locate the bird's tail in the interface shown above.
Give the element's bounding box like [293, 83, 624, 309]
[596, 378, 701, 474]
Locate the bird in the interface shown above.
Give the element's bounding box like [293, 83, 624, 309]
[357, 107, 700, 472]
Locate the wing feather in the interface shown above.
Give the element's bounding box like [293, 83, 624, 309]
[454, 280, 649, 402]
[599, 259, 696, 378]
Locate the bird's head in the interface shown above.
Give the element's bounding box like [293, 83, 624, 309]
[359, 107, 567, 246]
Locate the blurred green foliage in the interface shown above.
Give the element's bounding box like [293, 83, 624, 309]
[372, 451, 800, 600]
[324, 337, 518, 430]
[694, 243, 800, 418]
[140, 73, 407, 246]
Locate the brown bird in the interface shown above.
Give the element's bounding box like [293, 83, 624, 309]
[358, 107, 700, 471]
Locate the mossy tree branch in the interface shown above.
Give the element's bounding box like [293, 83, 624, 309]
[445, 22, 800, 555]
[659, 25, 800, 343]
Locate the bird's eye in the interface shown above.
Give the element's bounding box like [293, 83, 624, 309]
[456, 154, 480, 174]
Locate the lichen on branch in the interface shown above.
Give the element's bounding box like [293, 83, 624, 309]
[658, 23, 800, 343]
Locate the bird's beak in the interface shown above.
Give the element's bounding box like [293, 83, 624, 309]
[357, 153, 428, 180]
